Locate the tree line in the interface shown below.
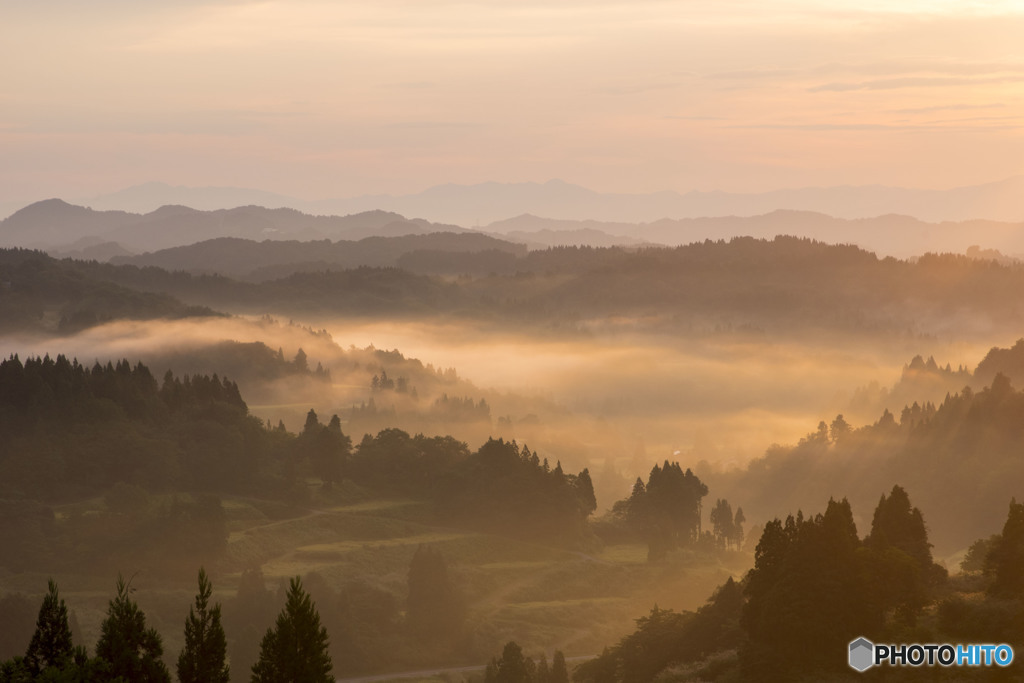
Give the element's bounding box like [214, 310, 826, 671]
[719, 371, 1024, 554]
[19, 236, 1024, 339]
[1, 538, 472, 682]
[574, 484, 1024, 682]
[0, 570, 329, 683]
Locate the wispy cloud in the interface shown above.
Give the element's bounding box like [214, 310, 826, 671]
[892, 103, 1006, 114]
[809, 75, 1024, 92]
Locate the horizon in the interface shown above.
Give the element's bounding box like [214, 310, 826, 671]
[4, 173, 1024, 227]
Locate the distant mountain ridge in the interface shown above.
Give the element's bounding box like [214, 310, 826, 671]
[4, 196, 1024, 262]
[0, 200, 471, 253]
[62, 176, 1024, 226]
[112, 233, 527, 281]
[496, 210, 1024, 259]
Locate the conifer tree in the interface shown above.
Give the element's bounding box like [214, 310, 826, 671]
[95, 575, 171, 683]
[251, 577, 332, 683]
[550, 650, 569, 683]
[177, 568, 229, 683]
[986, 498, 1024, 596]
[23, 579, 73, 676]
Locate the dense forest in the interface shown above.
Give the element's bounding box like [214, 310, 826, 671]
[0, 354, 601, 576]
[709, 370, 1024, 554]
[111, 233, 527, 280]
[573, 488, 1024, 682]
[6, 234, 1024, 680]
[0, 249, 215, 334]
[9, 236, 1024, 339]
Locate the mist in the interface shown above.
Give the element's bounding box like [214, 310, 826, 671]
[1, 311, 998, 507]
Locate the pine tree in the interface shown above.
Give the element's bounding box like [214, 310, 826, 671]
[23, 579, 74, 676]
[986, 498, 1024, 596]
[550, 650, 569, 683]
[251, 577, 332, 683]
[177, 568, 229, 683]
[95, 575, 171, 683]
[484, 642, 531, 683]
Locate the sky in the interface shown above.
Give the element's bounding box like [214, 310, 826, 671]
[2, 0, 1023, 204]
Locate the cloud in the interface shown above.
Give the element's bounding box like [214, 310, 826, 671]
[809, 75, 1024, 92]
[892, 103, 1006, 114]
[731, 121, 1024, 132]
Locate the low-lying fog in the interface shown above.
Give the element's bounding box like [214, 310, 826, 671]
[1, 314, 999, 511]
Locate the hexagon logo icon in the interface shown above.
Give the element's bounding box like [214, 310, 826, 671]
[849, 637, 874, 672]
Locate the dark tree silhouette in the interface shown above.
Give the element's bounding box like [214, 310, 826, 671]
[709, 499, 734, 549]
[251, 577, 332, 683]
[484, 641, 531, 683]
[985, 498, 1024, 596]
[177, 568, 229, 683]
[94, 575, 171, 683]
[298, 410, 351, 488]
[550, 650, 569, 683]
[23, 579, 73, 677]
[621, 462, 708, 560]
[865, 484, 933, 573]
[741, 499, 873, 680]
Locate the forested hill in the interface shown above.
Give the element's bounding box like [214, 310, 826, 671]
[110, 232, 526, 280]
[0, 200, 473, 252]
[0, 354, 600, 574]
[710, 371, 1024, 555]
[72, 236, 1024, 337]
[0, 248, 217, 334]
[10, 236, 1024, 337]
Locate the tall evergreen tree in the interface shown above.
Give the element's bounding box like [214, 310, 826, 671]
[251, 577, 332, 683]
[741, 499, 873, 680]
[23, 579, 73, 676]
[865, 484, 933, 572]
[985, 498, 1024, 596]
[95, 575, 171, 683]
[484, 642, 531, 683]
[177, 568, 229, 683]
[550, 650, 569, 683]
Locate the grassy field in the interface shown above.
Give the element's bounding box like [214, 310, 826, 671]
[0, 489, 752, 679]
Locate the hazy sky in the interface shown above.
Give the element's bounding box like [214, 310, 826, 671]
[2, 1, 1023, 202]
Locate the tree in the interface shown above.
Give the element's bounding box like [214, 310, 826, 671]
[862, 485, 936, 624]
[624, 462, 708, 559]
[23, 579, 74, 676]
[484, 641, 530, 683]
[94, 575, 171, 683]
[251, 577, 332, 683]
[961, 534, 999, 573]
[985, 499, 1024, 596]
[574, 468, 597, 517]
[865, 484, 933, 573]
[741, 499, 874, 679]
[293, 348, 308, 373]
[550, 650, 569, 683]
[298, 410, 350, 488]
[709, 499, 734, 549]
[829, 414, 851, 443]
[303, 409, 319, 435]
[177, 568, 229, 683]
[733, 507, 746, 550]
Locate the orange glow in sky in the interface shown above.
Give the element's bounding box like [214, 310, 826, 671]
[1, 1, 1022, 202]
